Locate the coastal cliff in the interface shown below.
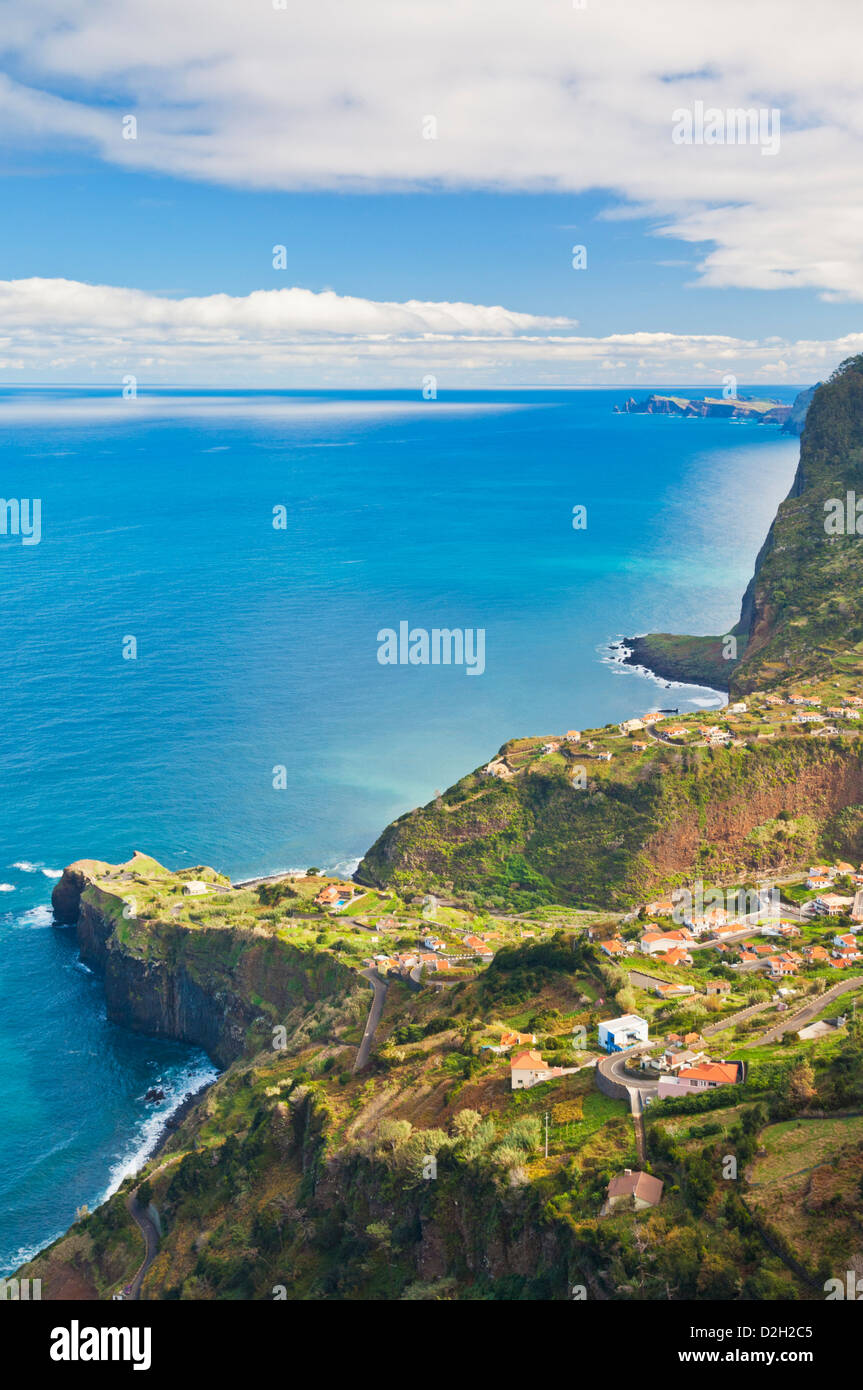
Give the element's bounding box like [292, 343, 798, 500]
[614, 392, 792, 424]
[622, 368, 859, 693]
[357, 358, 863, 907]
[52, 854, 360, 1067]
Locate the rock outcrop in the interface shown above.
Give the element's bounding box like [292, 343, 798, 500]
[52, 855, 359, 1067]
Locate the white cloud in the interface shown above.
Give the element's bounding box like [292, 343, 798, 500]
[0, 0, 862, 298]
[0, 275, 857, 385]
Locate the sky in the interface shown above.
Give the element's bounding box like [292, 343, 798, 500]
[0, 0, 862, 387]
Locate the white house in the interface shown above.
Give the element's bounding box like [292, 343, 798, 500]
[182, 880, 210, 896]
[640, 930, 692, 956]
[510, 1049, 552, 1089]
[815, 894, 854, 916]
[422, 935, 446, 952]
[598, 1014, 649, 1053]
[657, 1060, 742, 1098]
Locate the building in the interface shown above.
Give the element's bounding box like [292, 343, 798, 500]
[767, 956, 799, 979]
[463, 934, 494, 960]
[814, 893, 854, 917]
[833, 932, 857, 950]
[315, 883, 346, 906]
[598, 1014, 649, 1053]
[644, 898, 675, 917]
[182, 880, 210, 896]
[422, 935, 445, 952]
[803, 944, 830, 963]
[500, 1030, 536, 1049]
[704, 980, 732, 996]
[510, 1050, 550, 1088]
[657, 1060, 742, 1098]
[662, 1046, 704, 1071]
[509, 1049, 579, 1089]
[653, 980, 695, 999]
[600, 938, 627, 959]
[640, 929, 692, 955]
[605, 1170, 663, 1211]
[661, 946, 692, 967]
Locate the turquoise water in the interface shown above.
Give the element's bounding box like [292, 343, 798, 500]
[0, 386, 800, 1271]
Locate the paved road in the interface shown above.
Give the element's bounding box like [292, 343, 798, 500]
[744, 975, 863, 1047]
[353, 968, 388, 1072]
[125, 1190, 160, 1301]
[597, 1044, 659, 1095]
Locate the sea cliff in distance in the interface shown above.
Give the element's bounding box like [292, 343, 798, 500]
[612, 383, 816, 434]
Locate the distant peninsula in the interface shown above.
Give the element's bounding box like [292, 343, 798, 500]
[613, 389, 810, 431]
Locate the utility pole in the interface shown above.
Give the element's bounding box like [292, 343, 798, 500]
[544, 1110, 549, 1158]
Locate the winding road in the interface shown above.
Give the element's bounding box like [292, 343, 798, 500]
[353, 968, 388, 1072]
[743, 974, 863, 1046]
[124, 1189, 160, 1300]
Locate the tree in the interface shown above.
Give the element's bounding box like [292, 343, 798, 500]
[786, 1060, 817, 1109]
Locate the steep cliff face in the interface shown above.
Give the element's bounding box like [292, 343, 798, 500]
[782, 383, 820, 436]
[52, 857, 359, 1067]
[727, 359, 863, 693]
[358, 738, 863, 908]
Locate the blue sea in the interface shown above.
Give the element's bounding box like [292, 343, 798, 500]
[0, 385, 801, 1272]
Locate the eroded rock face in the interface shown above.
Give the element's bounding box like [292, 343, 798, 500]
[51, 861, 109, 924]
[50, 853, 360, 1068]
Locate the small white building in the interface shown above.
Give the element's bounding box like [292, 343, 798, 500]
[598, 1014, 649, 1054]
[182, 880, 210, 896]
[510, 1049, 552, 1089]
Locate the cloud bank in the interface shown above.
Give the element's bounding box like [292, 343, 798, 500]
[0, 277, 858, 385]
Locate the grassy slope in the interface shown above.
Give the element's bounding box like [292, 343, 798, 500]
[21, 932, 863, 1300]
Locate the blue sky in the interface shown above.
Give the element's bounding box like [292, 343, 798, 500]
[0, 0, 861, 385]
[4, 158, 861, 346]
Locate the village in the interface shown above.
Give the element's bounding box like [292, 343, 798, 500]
[259, 843, 863, 1223]
[479, 681, 863, 787]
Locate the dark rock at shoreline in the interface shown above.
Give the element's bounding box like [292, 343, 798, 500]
[619, 633, 733, 693]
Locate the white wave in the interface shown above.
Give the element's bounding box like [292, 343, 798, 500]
[0, 884, 14, 892]
[11, 861, 39, 873]
[40, 868, 62, 879]
[17, 904, 54, 928]
[329, 856, 362, 877]
[0, 1060, 219, 1277]
[99, 1060, 219, 1202]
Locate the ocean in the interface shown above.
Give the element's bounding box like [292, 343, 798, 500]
[0, 384, 801, 1271]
